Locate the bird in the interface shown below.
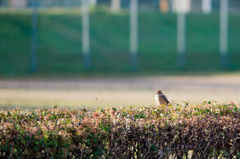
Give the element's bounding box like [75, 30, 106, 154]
[155, 90, 170, 105]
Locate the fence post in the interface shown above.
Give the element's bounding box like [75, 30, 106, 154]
[31, 0, 38, 73]
[130, 0, 138, 71]
[177, 0, 186, 69]
[202, 0, 212, 14]
[111, 0, 121, 12]
[82, 0, 90, 70]
[220, 0, 228, 69]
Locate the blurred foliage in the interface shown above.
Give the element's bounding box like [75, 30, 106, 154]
[0, 7, 240, 76]
[0, 101, 240, 158]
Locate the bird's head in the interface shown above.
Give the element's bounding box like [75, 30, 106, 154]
[156, 90, 162, 94]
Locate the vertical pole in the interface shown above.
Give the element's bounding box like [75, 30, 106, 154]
[130, 0, 138, 71]
[220, 0, 228, 69]
[177, 0, 185, 69]
[111, 0, 121, 12]
[82, 0, 90, 70]
[31, 0, 38, 73]
[202, 0, 212, 14]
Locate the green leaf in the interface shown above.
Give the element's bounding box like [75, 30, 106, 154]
[94, 149, 100, 155]
[93, 138, 98, 143]
[112, 107, 117, 111]
[66, 119, 71, 123]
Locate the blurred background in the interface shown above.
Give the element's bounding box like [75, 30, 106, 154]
[0, 0, 240, 110]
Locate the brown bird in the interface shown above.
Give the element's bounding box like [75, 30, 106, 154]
[155, 90, 170, 105]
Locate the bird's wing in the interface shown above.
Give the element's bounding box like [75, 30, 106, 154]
[161, 94, 169, 104]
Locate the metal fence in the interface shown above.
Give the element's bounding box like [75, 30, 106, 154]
[1, 0, 240, 10]
[0, 0, 240, 74]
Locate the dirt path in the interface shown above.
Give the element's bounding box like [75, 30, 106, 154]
[0, 75, 239, 109]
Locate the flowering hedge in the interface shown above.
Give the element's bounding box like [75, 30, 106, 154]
[0, 101, 240, 158]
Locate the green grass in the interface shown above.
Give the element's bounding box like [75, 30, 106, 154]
[0, 7, 240, 76]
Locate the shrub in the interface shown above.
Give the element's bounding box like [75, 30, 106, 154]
[0, 101, 240, 158]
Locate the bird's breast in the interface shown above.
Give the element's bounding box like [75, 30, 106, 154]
[155, 95, 161, 105]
